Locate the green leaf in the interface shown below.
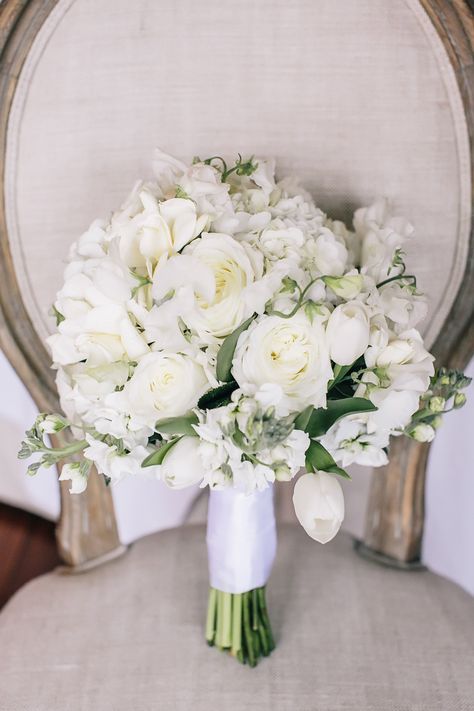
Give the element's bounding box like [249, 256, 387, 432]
[216, 315, 255, 382]
[294, 405, 314, 431]
[198, 381, 239, 410]
[155, 413, 199, 437]
[141, 437, 182, 468]
[305, 440, 351, 479]
[306, 398, 377, 438]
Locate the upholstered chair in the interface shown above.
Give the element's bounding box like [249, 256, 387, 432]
[0, 1, 472, 708]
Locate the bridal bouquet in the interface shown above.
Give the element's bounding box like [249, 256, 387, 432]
[20, 151, 469, 667]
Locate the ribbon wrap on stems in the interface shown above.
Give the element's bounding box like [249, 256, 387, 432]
[206, 484, 277, 594]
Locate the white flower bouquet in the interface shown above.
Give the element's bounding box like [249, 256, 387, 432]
[20, 151, 470, 667]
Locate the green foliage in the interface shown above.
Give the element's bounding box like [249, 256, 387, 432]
[216, 315, 255, 382]
[155, 413, 199, 437]
[305, 440, 351, 479]
[141, 437, 182, 467]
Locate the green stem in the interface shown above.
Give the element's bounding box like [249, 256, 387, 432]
[221, 592, 232, 649]
[257, 587, 275, 651]
[205, 588, 217, 645]
[243, 592, 256, 667]
[42, 439, 88, 456]
[231, 593, 242, 657]
[376, 274, 416, 289]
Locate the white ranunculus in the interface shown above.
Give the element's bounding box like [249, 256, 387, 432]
[258, 222, 305, 262]
[161, 436, 207, 489]
[325, 302, 370, 365]
[293, 472, 345, 543]
[117, 351, 208, 428]
[308, 228, 348, 276]
[177, 163, 233, 219]
[174, 233, 264, 340]
[232, 311, 333, 414]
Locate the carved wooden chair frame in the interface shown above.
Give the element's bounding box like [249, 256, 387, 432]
[0, 0, 472, 569]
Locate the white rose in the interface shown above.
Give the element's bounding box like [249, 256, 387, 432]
[232, 311, 332, 414]
[325, 302, 370, 365]
[161, 436, 206, 489]
[118, 351, 208, 428]
[293, 472, 345, 543]
[171, 233, 264, 340]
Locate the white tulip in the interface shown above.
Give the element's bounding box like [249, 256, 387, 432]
[161, 436, 206, 489]
[326, 302, 370, 365]
[232, 311, 332, 415]
[293, 472, 345, 543]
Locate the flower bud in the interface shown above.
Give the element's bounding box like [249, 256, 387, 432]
[454, 392, 467, 409]
[37, 413, 68, 435]
[409, 423, 435, 443]
[293, 472, 344, 544]
[429, 396, 445, 413]
[323, 275, 363, 299]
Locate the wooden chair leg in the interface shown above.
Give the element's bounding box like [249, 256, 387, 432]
[56, 466, 126, 571]
[358, 437, 430, 567]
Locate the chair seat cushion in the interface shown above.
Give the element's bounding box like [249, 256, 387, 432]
[0, 524, 473, 710]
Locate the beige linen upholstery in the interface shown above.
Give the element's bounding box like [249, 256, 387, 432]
[1, 525, 473, 711]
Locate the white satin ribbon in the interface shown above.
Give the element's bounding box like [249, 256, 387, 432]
[206, 484, 277, 594]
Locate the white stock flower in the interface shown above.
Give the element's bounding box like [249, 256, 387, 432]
[354, 199, 414, 282]
[58, 462, 88, 494]
[364, 328, 434, 393]
[320, 417, 389, 468]
[232, 311, 332, 414]
[293, 472, 345, 543]
[161, 436, 206, 489]
[115, 351, 208, 428]
[177, 162, 233, 218]
[83, 436, 160, 483]
[325, 302, 370, 365]
[117, 190, 206, 273]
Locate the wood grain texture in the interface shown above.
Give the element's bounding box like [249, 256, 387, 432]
[0, 0, 123, 568]
[362, 0, 474, 563]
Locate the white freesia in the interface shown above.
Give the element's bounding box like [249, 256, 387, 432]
[293, 472, 345, 543]
[232, 311, 332, 414]
[161, 436, 206, 489]
[325, 302, 370, 365]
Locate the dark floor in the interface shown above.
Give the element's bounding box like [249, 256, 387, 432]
[0, 503, 60, 609]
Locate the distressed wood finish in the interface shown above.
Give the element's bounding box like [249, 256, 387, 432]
[0, 0, 123, 568]
[362, 0, 474, 564]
